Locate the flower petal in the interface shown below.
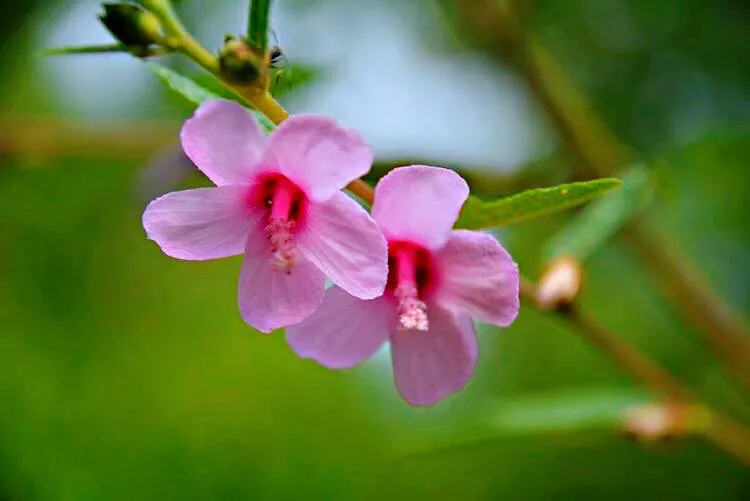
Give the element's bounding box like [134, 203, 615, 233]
[238, 228, 325, 333]
[263, 115, 373, 201]
[286, 286, 393, 369]
[181, 100, 266, 186]
[142, 186, 254, 260]
[436, 230, 520, 326]
[298, 192, 388, 300]
[372, 166, 469, 249]
[390, 304, 477, 406]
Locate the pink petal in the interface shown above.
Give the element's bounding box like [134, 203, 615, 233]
[286, 286, 393, 369]
[181, 100, 266, 186]
[436, 230, 520, 326]
[298, 192, 388, 300]
[390, 304, 477, 406]
[263, 115, 373, 202]
[238, 228, 325, 333]
[372, 166, 469, 249]
[142, 186, 255, 260]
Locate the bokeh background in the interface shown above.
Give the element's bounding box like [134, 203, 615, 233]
[1, 0, 750, 499]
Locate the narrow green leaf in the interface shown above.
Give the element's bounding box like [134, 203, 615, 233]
[187, 73, 249, 103]
[545, 166, 655, 261]
[485, 388, 649, 435]
[455, 178, 622, 229]
[44, 44, 131, 56]
[147, 63, 274, 133]
[398, 388, 650, 458]
[247, 0, 272, 52]
[148, 62, 223, 104]
[46, 44, 171, 58]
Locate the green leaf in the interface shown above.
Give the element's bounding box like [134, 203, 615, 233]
[187, 72, 248, 103]
[398, 388, 650, 458]
[247, 0, 272, 52]
[271, 63, 322, 98]
[455, 178, 622, 229]
[485, 388, 649, 436]
[44, 44, 131, 56]
[545, 166, 655, 261]
[147, 62, 275, 133]
[148, 62, 224, 104]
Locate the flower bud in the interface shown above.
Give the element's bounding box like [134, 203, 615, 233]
[622, 403, 710, 443]
[219, 36, 265, 85]
[536, 255, 583, 310]
[99, 3, 164, 48]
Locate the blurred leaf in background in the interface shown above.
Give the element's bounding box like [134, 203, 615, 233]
[545, 166, 655, 262]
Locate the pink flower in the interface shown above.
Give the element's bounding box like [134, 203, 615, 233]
[286, 166, 520, 406]
[142, 100, 388, 332]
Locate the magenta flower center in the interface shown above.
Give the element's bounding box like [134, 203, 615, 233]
[387, 241, 437, 331]
[250, 173, 307, 273]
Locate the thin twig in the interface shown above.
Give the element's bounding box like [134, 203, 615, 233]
[520, 36, 750, 391]
[144, 0, 219, 73]
[521, 276, 750, 467]
[0, 118, 175, 161]
[520, 278, 686, 401]
[142, 0, 376, 203]
[566, 306, 690, 402]
[454, 1, 750, 391]
[622, 218, 750, 391]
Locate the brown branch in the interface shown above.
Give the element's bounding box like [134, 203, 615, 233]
[566, 305, 691, 402]
[623, 218, 750, 390]
[453, 0, 750, 392]
[521, 275, 750, 467]
[0, 118, 559, 198]
[521, 277, 687, 401]
[522, 38, 750, 391]
[0, 117, 177, 162]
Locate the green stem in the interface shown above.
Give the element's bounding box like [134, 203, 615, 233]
[143, 0, 219, 73]
[247, 0, 272, 52]
[142, 0, 375, 204]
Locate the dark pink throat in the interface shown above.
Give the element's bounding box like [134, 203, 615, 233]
[387, 241, 438, 331]
[249, 173, 308, 273]
[250, 173, 307, 225]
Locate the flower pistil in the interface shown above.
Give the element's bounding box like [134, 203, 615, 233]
[259, 174, 305, 274]
[391, 243, 429, 331]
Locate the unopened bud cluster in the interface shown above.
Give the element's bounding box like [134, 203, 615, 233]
[219, 36, 266, 85]
[99, 3, 165, 53]
[622, 403, 711, 443]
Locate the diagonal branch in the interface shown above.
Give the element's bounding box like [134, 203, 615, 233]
[521, 277, 750, 467]
[452, 0, 750, 392]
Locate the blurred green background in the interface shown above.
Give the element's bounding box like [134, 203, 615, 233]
[1, 0, 750, 499]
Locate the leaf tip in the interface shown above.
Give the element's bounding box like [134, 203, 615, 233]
[602, 177, 624, 190]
